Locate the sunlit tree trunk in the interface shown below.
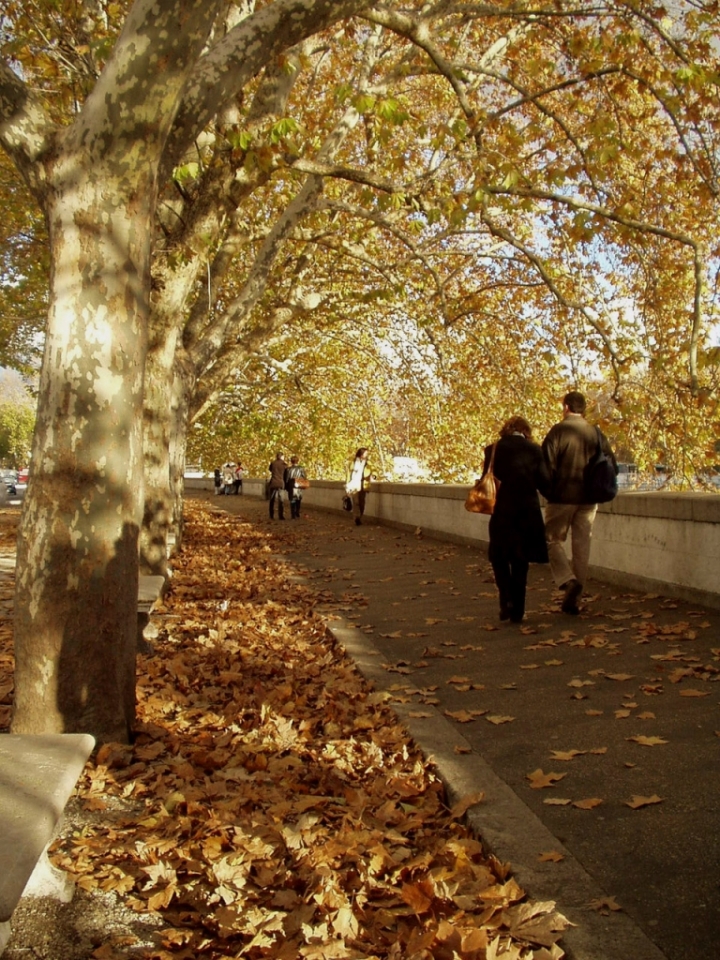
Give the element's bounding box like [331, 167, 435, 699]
[6, 0, 222, 741]
[140, 322, 180, 578]
[12, 177, 151, 739]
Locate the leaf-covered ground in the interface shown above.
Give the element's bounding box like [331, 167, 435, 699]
[0, 501, 569, 960]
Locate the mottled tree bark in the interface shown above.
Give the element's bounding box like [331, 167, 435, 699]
[7, 0, 222, 740]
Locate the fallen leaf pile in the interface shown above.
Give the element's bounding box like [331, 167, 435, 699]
[0, 502, 570, 959]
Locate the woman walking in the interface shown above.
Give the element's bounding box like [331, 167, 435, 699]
[480, 416, 550, 623]
[284, 456, 307, 519]
[346, 447, 371, 526]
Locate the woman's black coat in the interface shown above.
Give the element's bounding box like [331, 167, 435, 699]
[481, 435, 551, 565]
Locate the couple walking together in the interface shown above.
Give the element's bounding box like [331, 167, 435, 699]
[268, 453, 307, 520]
[481, 391, 617, 624]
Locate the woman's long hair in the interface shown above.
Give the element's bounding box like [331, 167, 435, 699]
[354, 447, 368, 460]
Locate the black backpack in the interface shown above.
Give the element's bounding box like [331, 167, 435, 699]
[584, 427, 618, 504]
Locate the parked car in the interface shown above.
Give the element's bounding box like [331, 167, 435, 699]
[0, 469, 17, 496]
[16, 467, 29, 485]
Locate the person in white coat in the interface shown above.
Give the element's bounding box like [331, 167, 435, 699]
[345, 447, 371, 526]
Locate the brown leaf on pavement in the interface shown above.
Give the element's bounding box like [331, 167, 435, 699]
[573, 798, 604, 809]
[624, 795, 664, 809]
[549, 749, 586, 761]
[627, 735, 668, 746]
[444, 708, 473, 722]
[589, 896, 622, 914]
[527, 769, 567, 789]
[450, 792, 486, 818]
[539, 851, 565, 863]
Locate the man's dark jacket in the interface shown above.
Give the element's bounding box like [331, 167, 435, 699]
[542, 415, 617, 505]
[268, 457, 287, 490]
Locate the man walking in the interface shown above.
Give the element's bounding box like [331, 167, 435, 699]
[542, 391, 617, 614]
[268, 452, 288, 520]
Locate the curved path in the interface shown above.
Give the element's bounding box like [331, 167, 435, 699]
[198, 491, 720, 960]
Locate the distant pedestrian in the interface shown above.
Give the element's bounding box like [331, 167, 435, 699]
[284, 456, 307, 519]
[268, 452, 288, 520]
[345, 447, 371, 526]
[542, 390, 618, 615]
[222, 462, 235, 495]
[232, 461, 244, 495]
[481, 416, 551, 624]
[213, 467, 223, 495]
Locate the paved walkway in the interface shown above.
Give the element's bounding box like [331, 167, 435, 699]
[198, 492, 719, 960]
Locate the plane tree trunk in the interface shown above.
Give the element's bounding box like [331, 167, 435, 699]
[4, 0, 221, 741]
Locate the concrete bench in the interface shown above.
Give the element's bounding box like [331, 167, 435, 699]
[137, 574, 166, 653]
[0, 733, 95, 955]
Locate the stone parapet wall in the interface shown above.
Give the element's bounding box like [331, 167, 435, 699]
[185, 478, 720, 608]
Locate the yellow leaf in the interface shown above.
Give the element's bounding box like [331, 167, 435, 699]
[627, 735, 668, 746]
[486, 714, 515, 725]
[573, 798, 603, 809]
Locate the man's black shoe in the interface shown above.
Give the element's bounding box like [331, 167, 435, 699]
[561, 578, 582, 614]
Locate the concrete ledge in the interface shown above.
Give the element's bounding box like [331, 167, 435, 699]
[138, 575, 166, 614]
[185, 478, 720, 606]
[0, 732, 95, 947]
[137, 575, 166, 654]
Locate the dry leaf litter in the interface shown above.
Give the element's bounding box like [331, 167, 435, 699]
[0, 502, 570, 959]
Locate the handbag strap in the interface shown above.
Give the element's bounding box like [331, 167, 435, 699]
[488, 442, 497, 472]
